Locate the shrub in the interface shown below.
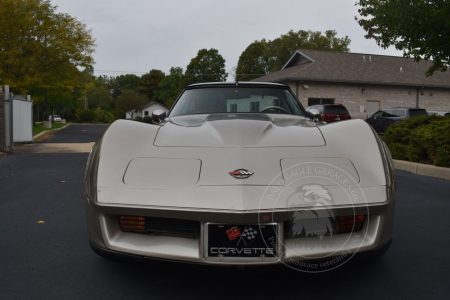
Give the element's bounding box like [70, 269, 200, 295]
[94, 108, 115, 123]
[110, 108, 126, 120]
[142, 116, 153, 124]
[134, 116, 142, 122]
[383, 115, 450, 167]
[435, 145, 450, 167]
[76, 109, 96, 123]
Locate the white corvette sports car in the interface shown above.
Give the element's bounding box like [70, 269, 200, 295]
[84, 82, 395, 270]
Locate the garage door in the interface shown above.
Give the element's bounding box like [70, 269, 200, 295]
[367, 100, 380, 117]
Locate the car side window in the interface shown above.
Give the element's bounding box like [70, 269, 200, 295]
[384, 109, 395, 117]
[393, 109, 406, 117]
[372, 110, 384, 118]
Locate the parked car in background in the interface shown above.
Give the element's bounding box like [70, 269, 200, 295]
[365, 107, 428, 133]
[427, 110, 450, 117]
[305, 104, 351, 123]
[48, 115, 62, 122]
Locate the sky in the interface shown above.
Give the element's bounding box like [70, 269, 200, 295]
[51, 0, 402, 80]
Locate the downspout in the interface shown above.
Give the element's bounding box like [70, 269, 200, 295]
[416, 87, 421, 108]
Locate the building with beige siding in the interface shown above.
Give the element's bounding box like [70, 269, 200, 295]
[254, 50, 450, 119]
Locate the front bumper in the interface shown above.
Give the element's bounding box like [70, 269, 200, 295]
[85, 194, 395, 266]
[89, 238, 392, 267]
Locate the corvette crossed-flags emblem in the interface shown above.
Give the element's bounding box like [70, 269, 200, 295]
[226, 226, 258, 246]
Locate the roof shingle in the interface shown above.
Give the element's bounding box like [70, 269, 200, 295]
[254, 50, 450, 88]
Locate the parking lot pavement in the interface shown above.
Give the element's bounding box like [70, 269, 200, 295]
[0, 123, 449, 299]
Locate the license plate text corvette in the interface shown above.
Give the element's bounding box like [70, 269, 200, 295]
[206, 224, 278, 259]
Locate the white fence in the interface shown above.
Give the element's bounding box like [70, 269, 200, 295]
[1, 85, 33, 152]
[13, 96, 33, 143]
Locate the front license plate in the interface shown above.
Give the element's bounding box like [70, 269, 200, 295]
[207, 224, 278, 258]
[335, 116, 340, 120]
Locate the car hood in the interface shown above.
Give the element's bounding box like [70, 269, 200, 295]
[154, 114, 325, 147]
[94, 119, 389, 209]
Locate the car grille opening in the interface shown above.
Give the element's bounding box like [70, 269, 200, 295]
[119, 215, 200, 238]
[284, 215, 365, 238]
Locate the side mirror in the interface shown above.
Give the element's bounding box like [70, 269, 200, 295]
[307, 108, 321, 122]
[151, 110, 167, 123]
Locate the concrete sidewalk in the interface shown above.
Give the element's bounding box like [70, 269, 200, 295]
[12, 142, 95, 153]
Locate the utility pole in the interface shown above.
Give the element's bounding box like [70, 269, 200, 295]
[45, 89, 48, 120]
[416, 87, 422, 108]
[3, 85, 13, 152]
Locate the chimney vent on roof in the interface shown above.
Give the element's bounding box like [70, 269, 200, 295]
[369, 56, 372, 61]
[363, 55, 366, 61]
[400, 67, 403, 72]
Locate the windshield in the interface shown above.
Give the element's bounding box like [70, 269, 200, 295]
[169, 87, 306, 117]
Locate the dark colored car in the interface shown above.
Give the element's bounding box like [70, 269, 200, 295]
[365, 107, 428, 133]
[305, 104, 351, 123]
[427, 110, 450, 117]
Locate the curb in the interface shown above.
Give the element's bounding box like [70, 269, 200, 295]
[32, 123, 71, 142]
[393, 159, 450, 181]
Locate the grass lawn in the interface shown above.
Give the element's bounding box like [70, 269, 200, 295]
[33, 122, 69, 137]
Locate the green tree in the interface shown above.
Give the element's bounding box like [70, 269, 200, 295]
[47, 87, 73, 121]
[0, 0, 95, 91]
[69, 67, 96, 115]
[236, 30, 351, 80]
[185, 48, 227, 84]
[139, 69, 165, 101]
[86, 86, 112, 110]
[115, 90, 148, 119]
[109, 74, 141, 99]
[356, 0, 450, 76]
[155, 67, 184, 108]
[236, 40, 270, 81]
[99, 74, 140, 99]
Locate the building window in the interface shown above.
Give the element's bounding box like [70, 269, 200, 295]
[308, 98, 334, 106]
[144, 111, 149, 116]
[250, 101, 260, 112]
[230, 104, 237, 112]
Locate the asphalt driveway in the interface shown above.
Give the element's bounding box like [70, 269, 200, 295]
[0, 123, 449, 299]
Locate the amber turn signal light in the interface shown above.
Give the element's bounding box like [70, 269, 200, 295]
[119, 215, 146, 232]
[337, 215, 365, 234]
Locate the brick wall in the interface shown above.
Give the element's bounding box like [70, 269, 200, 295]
[284, 81, 450, 119]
